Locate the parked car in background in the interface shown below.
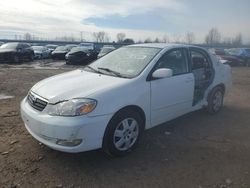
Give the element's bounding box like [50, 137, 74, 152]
[79, 42, 95, 50]
[0, 41, 4, 46]
[65, 47, 96, 65]
[21, 44, 232, 156]
[51, 46, 72, 60]
[227, 48, 250, 66]
[32, 46, 50, 59]
[46, 44, 58, 53]
[0, 42, 34, 63]
[210, 48, 244, 66]
[98, 45, 115, 58]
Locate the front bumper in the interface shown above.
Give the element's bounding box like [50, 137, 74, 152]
[20, 97, 112, 153]
[51, 53, 66, 60]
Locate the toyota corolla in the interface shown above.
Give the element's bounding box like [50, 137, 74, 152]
[21, 43, 232, 156]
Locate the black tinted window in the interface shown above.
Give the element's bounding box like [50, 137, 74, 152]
[191, 50, 209, 70]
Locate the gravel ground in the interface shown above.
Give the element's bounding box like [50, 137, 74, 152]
[0, 62, 250, 188]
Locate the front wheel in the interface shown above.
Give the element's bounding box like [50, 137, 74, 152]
[103, 110, 143, 157]
[13, 55, 20, 63]
[207, 86, 224, 114]
[29, 54, 34, 61]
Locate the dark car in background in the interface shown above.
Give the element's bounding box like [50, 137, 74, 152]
[227, 48, 250, 66]
[0, 42, 34, 63]
[65, 47, 97, 65]
[32, 46, 50, 59]
[45, 44, 58, 54]
[97, 45, 115, 58]
[213, 48, 244, 66]
[51, 45, 77, 60]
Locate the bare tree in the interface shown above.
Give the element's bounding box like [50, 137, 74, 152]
[93, 31, 110, 42]
[232, 33, 242, 46]
[162, 34, 170, 43]
[185, 32, 195, 44]
[173, 34, 183, 43]
[222, 37, 232, 45]
[23, 33, 32, 40]
[205, 28, 221, 44]
[117, 33, 126, 43]
[144, 37, 152, 43]
[123, 38, 135, 44]
[154, 37, 160, 43]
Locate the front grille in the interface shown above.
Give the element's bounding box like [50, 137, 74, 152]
[27, 92, 47, 111]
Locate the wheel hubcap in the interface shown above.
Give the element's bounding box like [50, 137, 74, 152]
[212, 91, 223, 111]
[113, 118, 139, 151]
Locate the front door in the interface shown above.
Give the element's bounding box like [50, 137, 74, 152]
[150, 48, 194, 126]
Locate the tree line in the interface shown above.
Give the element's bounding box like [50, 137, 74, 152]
[21, 28, 246, 46]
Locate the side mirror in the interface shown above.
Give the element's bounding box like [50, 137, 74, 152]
[152, 68, 173, 79]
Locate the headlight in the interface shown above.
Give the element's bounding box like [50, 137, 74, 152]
[46, 98, 97, 116]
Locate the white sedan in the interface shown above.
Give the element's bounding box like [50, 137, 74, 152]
[21, 43, 232, 156]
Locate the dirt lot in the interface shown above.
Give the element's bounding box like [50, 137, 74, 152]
[0, 62, 250, 188]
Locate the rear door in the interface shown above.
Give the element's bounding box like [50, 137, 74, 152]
[150, 48, 194, 126]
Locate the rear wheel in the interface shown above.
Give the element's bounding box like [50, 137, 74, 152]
[103, 110, 143, 157]
[207, 86, 224, 114]
[29, 54, 34, 61]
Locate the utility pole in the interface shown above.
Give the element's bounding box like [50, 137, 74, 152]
[80, 31, 83, 42]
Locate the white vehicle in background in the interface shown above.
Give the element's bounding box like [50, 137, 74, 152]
[0, 41, 4, 46]
[32, 46, 50, 59]
[79, 42, 95, 50]
[21, 43, 232, 156]
[98, 45, 116, 58]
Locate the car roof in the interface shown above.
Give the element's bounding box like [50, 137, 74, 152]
[129, 43, 202, 50]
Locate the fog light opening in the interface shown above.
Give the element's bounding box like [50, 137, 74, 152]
[56, 139, 82, 147]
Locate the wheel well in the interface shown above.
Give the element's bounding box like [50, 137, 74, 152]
[216, 83, 225, 94]
[113, 105, 146, 130]
[102, 105, 146, 149]
[207, 83, 225, 101]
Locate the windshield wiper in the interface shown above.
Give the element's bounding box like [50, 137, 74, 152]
[85, 65, 102, 74]
[97, 67, 128, 78]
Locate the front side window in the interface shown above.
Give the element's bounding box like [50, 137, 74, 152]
[87, 47, 161, 78]
[155, 49, 188, 75]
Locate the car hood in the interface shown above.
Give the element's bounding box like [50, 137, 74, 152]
[0, 49, 16, 53]
[52, 51, 67, 54]
[31, 69, 129, 104]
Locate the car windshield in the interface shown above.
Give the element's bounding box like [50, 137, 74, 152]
[228, 49, 241, 55]
[55, 46, 67, 51]
[80, 43, 93, 47]
[244, 49, 250, 54]
[32, 46, 44, 51]
[215, 49, 226, 55]
[86, 47, 161, 78]
[70, 47, 88, 53]
[100, 47, 115, 54]
[0, 43, 18, 49]
[46, 45, 57, 49]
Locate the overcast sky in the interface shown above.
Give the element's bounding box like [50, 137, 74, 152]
[0, 0, 250, 43]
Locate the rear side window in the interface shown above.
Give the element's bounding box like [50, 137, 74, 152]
[155, 49, 188, 75]
[191, 50, 210, 70]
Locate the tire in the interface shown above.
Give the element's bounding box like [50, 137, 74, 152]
[207, 86, 224, 114]
[29, 54, 34, 61]
[13, 55, 20, 63]
[103, 109, 143, 157]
